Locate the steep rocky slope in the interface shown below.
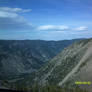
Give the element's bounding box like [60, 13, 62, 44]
[0, 39, 78, 77]
[63, 39, 92, 92]
[31, 38, 92, 92]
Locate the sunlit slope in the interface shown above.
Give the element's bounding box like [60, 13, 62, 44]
[63, 39, 92, 92]
[34, 38, 92, 87]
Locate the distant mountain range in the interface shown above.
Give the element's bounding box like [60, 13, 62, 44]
[0, 39, 80, 77]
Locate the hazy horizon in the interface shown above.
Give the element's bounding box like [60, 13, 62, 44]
[0, 37, 90, 41]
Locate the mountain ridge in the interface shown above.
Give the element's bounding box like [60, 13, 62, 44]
[0, 39, 80, 77]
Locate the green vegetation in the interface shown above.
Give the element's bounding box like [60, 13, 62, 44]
[9, 84, 88, 92]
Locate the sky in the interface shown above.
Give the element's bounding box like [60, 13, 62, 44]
[0, 0, 92, 40]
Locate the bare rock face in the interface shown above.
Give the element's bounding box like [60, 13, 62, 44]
[64, 39, 92, 92]
[31, 38, 92, 92]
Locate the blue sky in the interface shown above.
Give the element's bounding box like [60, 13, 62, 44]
[0, 0, 92, 40]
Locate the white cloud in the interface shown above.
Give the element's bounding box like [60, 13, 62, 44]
[0, 11, 18, 18]
[0, 7, 32, 18]
[0, 7, 32, 13]
[75, 26, 88, 31]
[0, 7, 33, 31]
[37, 25, 69, 31]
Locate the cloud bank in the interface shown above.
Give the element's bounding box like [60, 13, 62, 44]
[0, 6, 89, 32]
[0, 7, 90, 40]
